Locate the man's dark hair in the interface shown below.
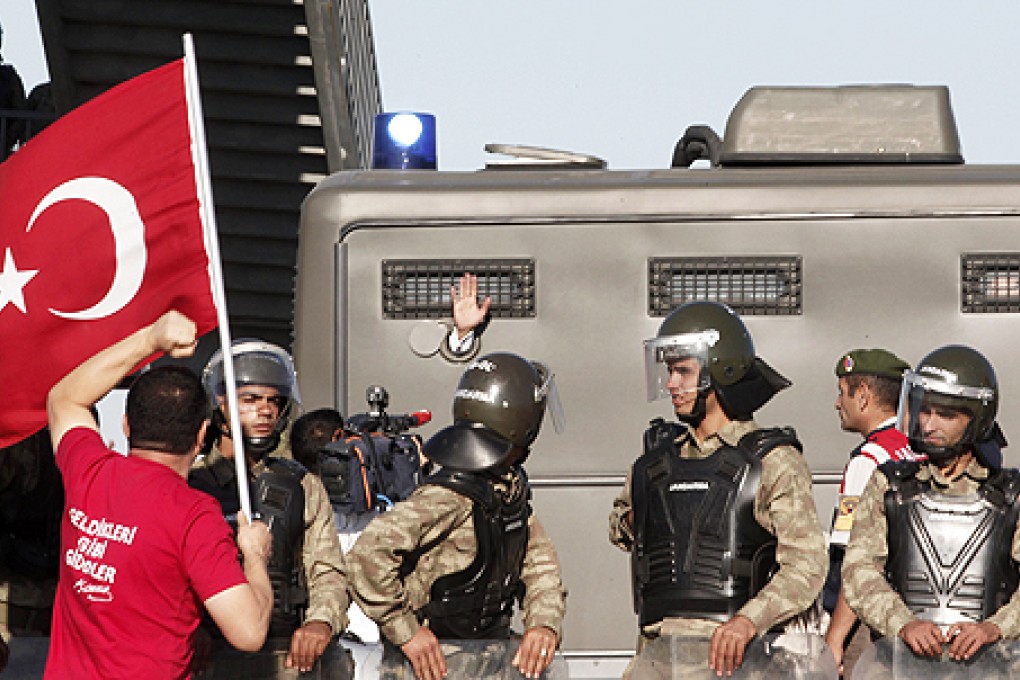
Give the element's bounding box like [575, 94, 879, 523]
[290, 408, 344, 473]
[126, 366, 208, 455]
[845, 373, 901, 412]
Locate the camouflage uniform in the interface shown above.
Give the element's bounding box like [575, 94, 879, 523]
[842, 457, 1020, 639]
[609, 419, 827, 640]
[343, 467, 566, 647]
[191, 446, 349, 634]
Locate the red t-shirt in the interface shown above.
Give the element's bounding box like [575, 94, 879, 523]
[45, 428, 246, 680]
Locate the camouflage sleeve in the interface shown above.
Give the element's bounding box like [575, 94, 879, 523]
[738, 445, 827, 632]
[608, 471, 634, 552]
[343, 485, 472, 646]
[300, 473, 349, 634]
[985, 518, 1020, 636]
[520, 514, 567, 641]
[842, 470, 914, 639]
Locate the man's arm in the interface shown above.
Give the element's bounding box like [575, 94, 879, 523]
[344, 486, 470, 680]
[47, 311, 198, 449]
[344, 487, 470, 643]
[824, 590, 858, 671]
[203, 510, 274, 651]
[608, 473, 634, 551]
[710, 447, 827, 676]
[286, 474, 348, 672]
[515, 514, 566, 678]
[736, 447, 827, 631]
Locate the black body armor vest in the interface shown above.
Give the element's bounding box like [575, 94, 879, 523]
[882, 461, 1020, 626]
[418, 466, 531, 639]
[631, 421, 801, 627]
[189, 455, 308, 637]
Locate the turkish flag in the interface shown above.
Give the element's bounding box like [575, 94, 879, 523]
[0, 59, 218, 447]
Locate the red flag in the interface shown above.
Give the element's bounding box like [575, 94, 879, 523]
[0, 59, 218, 447]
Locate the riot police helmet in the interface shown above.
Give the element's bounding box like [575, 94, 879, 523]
[644, 301, 789, 424]
[426, 352, 564, 471]
[203, 339, 302, 455]
[898, 345, 997, 465]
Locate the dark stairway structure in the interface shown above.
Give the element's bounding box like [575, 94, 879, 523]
[34, 0, 381, 352]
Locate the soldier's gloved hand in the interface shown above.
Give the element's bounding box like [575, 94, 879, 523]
[946, 620, 1001, 661]
[512, 625, 557, 679]
[401, 626, 446, 680]
[285, 620, 332, 672]
[709, 614, 756, 677]
[899, 619, 946, 657]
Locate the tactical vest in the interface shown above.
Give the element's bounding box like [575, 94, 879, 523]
[189, 455, 308, 637]
[883, 461, 1020, 626]
[418, 466, 531, 639]
[631, 421, 800, 627]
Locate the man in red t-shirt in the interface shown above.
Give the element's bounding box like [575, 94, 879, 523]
[44, 311, 274, 680]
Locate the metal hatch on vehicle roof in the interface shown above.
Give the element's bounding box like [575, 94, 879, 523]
[718, 84, 964, 166]
[483, 143, 607, 170]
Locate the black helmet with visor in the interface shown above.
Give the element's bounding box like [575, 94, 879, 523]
[898, 345, 997, 466]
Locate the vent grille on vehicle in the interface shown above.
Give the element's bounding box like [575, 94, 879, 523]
[962, 254, 1020, 313]
[648, 256, 802, 316]
[382, 259, 536, 319]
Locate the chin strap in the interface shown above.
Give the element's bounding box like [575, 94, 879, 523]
[676, 389, 709, 428]
[911, 438, 969, 469]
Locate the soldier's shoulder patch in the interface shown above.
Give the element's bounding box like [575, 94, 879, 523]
[833, 495, 861, 533]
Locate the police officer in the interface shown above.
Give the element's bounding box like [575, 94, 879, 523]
[608, 301, 827, 676]
[343, 352, 567, 680]
[843, 345, 1019, 662]
[189, 340, 348, 675]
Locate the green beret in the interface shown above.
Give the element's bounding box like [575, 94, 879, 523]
[835, 349, 909, 380]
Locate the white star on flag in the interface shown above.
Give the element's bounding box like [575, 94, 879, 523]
[0, 248, 38, 314]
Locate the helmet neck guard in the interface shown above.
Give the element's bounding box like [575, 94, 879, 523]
[715, 358, 791, 419]
[424, 422, 515, 473]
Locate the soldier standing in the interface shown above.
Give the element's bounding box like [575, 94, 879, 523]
[823, 349, 918, 673]
[609, 301, 827, 676]
[343, 352, 567, 680]
[843, 345, 1019, 661]
[189, 340, 349, 676]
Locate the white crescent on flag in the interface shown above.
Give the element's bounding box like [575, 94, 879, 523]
[26, 176, 148, 320]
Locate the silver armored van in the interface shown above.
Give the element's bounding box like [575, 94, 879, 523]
[294, 86, 1020, 660]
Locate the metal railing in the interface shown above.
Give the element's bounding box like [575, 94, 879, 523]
[0, 108, 59, 161]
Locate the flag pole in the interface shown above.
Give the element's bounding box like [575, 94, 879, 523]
[182, 34, 253, 522]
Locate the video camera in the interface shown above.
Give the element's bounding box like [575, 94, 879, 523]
[345, 385, 431, 436]
[320, 386, 432, 515]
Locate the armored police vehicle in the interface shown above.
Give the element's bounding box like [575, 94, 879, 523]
[293, 85, 1020, 665]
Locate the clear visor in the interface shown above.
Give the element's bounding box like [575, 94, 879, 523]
[896, 370, 989, 442]
[204, 340, 302, 413]
[533, 361, 566, 434]
[643, 330, 717, 402]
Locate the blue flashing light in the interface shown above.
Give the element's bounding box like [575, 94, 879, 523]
[372, 112, 437, 169]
